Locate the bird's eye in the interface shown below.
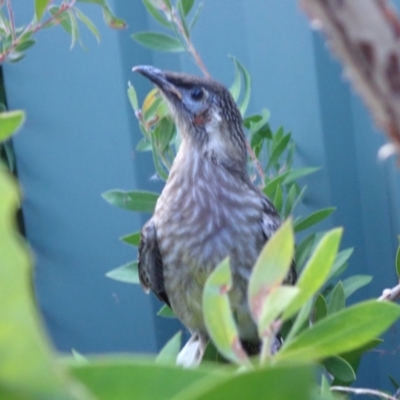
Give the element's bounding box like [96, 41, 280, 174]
[190, 87, 204, 101]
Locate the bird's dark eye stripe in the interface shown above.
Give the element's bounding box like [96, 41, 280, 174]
[190, 87, 204, 101]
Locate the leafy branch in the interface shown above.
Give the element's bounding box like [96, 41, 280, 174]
[0, 0, 126, 64]
[169, 3, 209, 77]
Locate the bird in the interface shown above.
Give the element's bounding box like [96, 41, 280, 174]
[133, 65, 296, 366]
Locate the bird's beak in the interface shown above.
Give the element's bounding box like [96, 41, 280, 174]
[133, 65, 182, 100]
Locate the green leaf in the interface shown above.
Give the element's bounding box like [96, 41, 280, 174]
[202, 258, 250, 366]
[71, 357, 225, 400]
[177, 0, 190, 38]
[49, 6, 71, 32]
[15, 38, 36, 52]
[295, 234, 315, 271]
[263, 171, 290, 199]
[161, 0, 173, 11]
[294, 207, 336, 233]
[132, 32, 185, 52]
[229, 59, 241, 102]
[389, 375, 400, 390]
[189, 2, 203, 30]
[102, 189, 158, 212]
[258, 286, 299, 338]
[274, 126, 284, 142]
[248, 219, 294, 322]
[273, 184, 283, 214]
[127, 81, 139, 112]
[151, 137, 170, 180]
[284, 298, 313, 344]
[71, 349, 88, 364]
[250, 132, 263, 157]
[142, 0, 173, 29]
[342, 275, 372, 299]
[283, 183, 297, 218]
[285, 142, 295, 169]
[283, 228, 342, 320]
[313, 294, 327, 323]
[287, 185, 306, 217]
[249, 113, 271, 158]
[77, 0, 127, 29]
[266, 133, 291, 171]
[136, 137, 153, 152]
[323, 356, 356, 383]
[328, 248, 354, 280]
[153, 117, 175, 152]
[8, 51, 25, 63]
[176, 363, 314, 400]
[0, 166, 85, 398]
[249, 109, 270, 137]
[67, 9, 79, 48]
[156, 96, 170, 120]
[0, 11, 10, 37]
[320, 375, 335, 400]
[277, 300, 400, 362]
[396, 243, 400, 279]
[49, 6, 79, 48]
[151, 129, 168, 181]
[157, 304, 176, 318]
[120, 231, 141, 247]
[18, 30, 33, 43]
[201, 341, 223, 364]
[229, 56, 251, 115]
[35, 0, 50, 21]
[143, 92, 163, 121]
[338, 338, 382, 377]
[2, 141, 15, 172]
[282, 167, 320, 186]
[180, 0, 195, 16]
[0, 110, 25, 142]
[103, 9, 127, 29]
[156, 331, 182, 364]
[105, 262, 139, 284]
[327, 282, 345, 314]
[74, 7, 101, 43]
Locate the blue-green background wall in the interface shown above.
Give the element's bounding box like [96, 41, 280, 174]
[3, 0, 400, 391]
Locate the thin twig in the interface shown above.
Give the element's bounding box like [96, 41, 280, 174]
[170, 7, 210, 78]
[246, 141, 266, 188]
[6, 0, 16, 42]
[331, 386, 398, 400]
[378, 281, 400, 301]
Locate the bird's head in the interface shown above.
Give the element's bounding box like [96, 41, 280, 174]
[133, 65, 247, 168]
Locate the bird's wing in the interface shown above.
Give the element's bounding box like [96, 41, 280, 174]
[138, 218, 170, 306]
[260, 196, 297, 284]
[260, 195, 281, 239]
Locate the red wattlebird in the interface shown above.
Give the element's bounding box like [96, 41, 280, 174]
[134, 66, 296, 366]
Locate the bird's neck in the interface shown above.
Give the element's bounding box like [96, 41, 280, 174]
[168, 138, 247, 188]
[176, 112, 248, 169]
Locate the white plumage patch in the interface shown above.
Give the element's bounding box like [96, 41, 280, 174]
[204, 109, 226, 155]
